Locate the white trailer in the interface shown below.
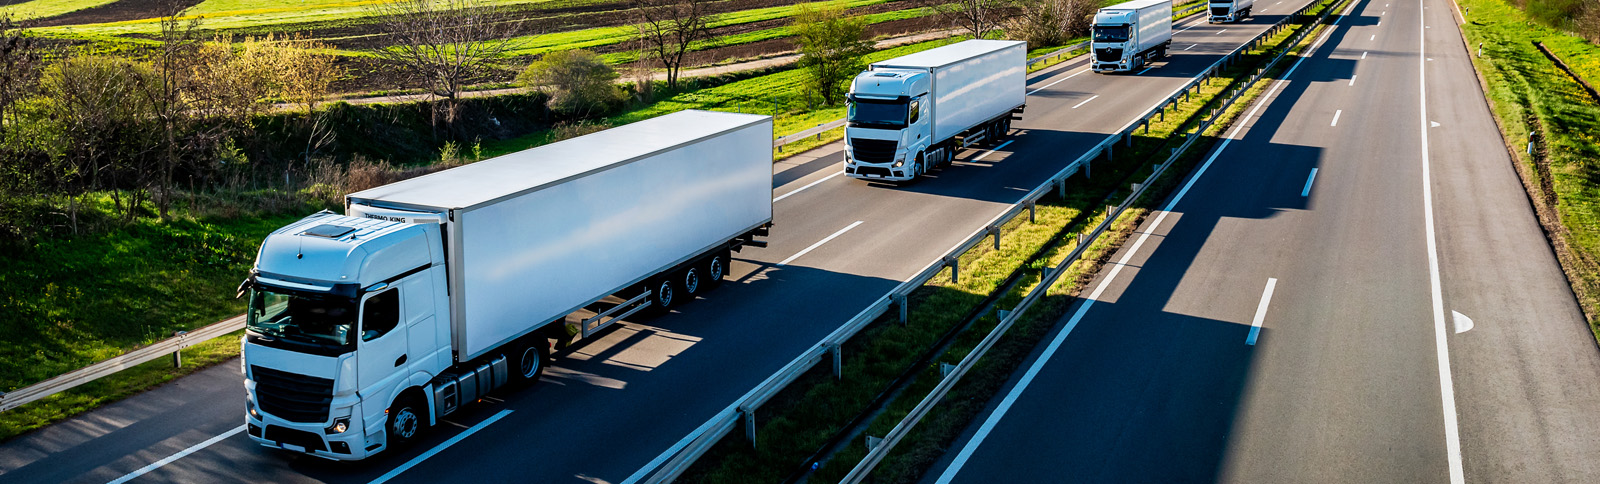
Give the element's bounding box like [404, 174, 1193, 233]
[239, 110, 773, 460]
[1092, 0, 1175, 73]
[843, 39, 1027, 182]
[1209, 0, 1254, 23]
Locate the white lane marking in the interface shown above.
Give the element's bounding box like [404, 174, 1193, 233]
[971, 140, 1015, 162]
[1371, 34, 1376, 40]
[1431, 121, 1441, 127]
[1302, 168, 1319, 197]
[1452, 311, 1474, 334]
[1362, 51, 1369, 59]
[369, 410, 513, 484]
[937, 22, 1337, 479]
[1331, 109, 1342, 126]
[1185, 43, 1198, 50]
[1246, 278, 1279, 345]
[776, 221, 863, 266]
[1418, 0, 1465, 479]
[107, 425, 246, 484]
[773, 171, 843, 202]
[1027, 68, 1089, 95]
[1217, 29, 1228, 34]
[1349, 74, 1358, 86]
[1378, 19, 1382, 26]
[1072, 95, 1101, 109]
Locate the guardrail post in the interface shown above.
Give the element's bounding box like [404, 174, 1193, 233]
[172, 331, 187, 368]
[1125, 131, 1133, 147]
[1026, 200, 1036, 223]
[829, 344, 843, 379]
[945, 256, 960, 284]
[1058, 179, 1067, 198]
[989, 225, 1001, 250]
[894, 293, 908, 323]
[742, 408, 758, 447]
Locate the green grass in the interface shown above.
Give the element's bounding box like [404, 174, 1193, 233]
[0, 195, 318, 440]
[0, 0, 117, 20]
[1456, 0, 1600, 330]
[37, 0, 560, 35]
[495, 0, 891, 57]
[673, 1, 1347, 480]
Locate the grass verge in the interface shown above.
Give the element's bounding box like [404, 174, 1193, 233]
[1454, 0, 1600, 331]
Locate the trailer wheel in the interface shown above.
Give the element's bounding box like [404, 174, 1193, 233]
[704, 250, 729, 288]
[651, 278, 679, 312]
[682, 266, 703, 296]
[511, 336, 547, 386]
[386, 395, 428, 448]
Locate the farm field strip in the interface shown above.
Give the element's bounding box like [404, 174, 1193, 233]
[0, 0, 118, 20]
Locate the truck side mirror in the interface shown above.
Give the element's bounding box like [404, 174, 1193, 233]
[235, 278, 253, 299]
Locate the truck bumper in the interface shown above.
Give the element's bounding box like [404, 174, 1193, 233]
[844, 162, 914, 182]
[1093, 61, 1131, 73]
[246, 411, 380, 461]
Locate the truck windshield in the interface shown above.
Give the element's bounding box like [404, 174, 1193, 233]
[247, 287, 357, 350]
[848, 99, 910, 128]
[1094, 25, 1131, 42]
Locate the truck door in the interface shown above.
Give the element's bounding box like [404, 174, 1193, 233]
[909, 95, 930, 155]
[356, 287, 409, 432]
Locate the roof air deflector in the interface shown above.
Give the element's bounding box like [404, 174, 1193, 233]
[303, 224, 357, 239]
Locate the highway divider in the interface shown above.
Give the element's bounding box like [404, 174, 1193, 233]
[626, 0, 1343, 481]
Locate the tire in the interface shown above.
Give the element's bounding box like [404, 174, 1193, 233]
[510, 336, 547, 386]
[386, 395, 428, 449]
[703, 250, 729, 288]
[995, 119, 1011, 142]
[682, 266, 703, 297]
[650, 277, 679, 312]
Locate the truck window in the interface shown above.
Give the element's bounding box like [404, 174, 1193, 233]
[1093, 25, 1131, 42]
[247, 287, 356, 349]
[361, 289, 401, 342]
[908, 99, 921, 124]
[848, 99, 910, 128]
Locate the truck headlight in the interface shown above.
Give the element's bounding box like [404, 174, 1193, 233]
[892, 160, 904, 168]
[325, 417, 351, 434]
[247, 397, 261, 420]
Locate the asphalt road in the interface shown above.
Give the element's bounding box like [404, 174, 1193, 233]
[922, 0, 1600, 482]
[0, 5, 1326, 483]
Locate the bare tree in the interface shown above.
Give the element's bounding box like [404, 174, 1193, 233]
[925, 0, 1009, 40]
[0, 14, 43, 139]
[366, 0, 528, 127]
[632, 0, 715, 90]
[1006, 0, 1096, 46]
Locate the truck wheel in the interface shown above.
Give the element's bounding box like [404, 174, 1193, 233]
[387, 395, 428, 448]
[511, 336, 547, 385]
[682, 266, 703, 296]
[703, 250, 729, 288]
[651, 278, 678, 312]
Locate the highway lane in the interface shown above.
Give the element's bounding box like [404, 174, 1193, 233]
[0, 5, 1322, 483]
[923, 0, 1600, 482]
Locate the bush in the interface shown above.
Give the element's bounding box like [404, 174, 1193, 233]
[518, 49, 622, 117]
[1006, 0, 1097, 47]
[794, 3, 873, 106]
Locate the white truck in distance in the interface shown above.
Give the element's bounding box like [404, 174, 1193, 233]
[1092, 0, 1174, 73]
[843, 39, 1026, 182]
[238, 110, 774, 460]
[1209, 0, 1254, 23]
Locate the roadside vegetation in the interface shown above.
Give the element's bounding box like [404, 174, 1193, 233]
[1454, 0, 1600, 333]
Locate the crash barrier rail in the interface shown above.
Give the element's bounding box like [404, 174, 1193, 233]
[0, 36, 1121, 416]
[630, 0, 1342, 481]
[841, 0, 1352, 480]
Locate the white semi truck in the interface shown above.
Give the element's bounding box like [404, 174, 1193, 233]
[238, 110, 774, 460]
[843, 39, 1027, 182]
[1209, 0, 1254, 23]
[1092, 0, 1174, 73]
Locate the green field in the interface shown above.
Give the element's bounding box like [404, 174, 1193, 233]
[0, 0, 117, 20]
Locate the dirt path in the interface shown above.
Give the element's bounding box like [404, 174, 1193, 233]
[321, 28, 960, 107]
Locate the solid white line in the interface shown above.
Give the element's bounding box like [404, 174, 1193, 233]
[1349, 74, 1358, 86]
[972, 140, 1015, 162]
[1185, 43, 1198, 50]
[1246, 278, 1278, 345]
[938, 24, 1333, 481]
[1418, 0, 1465, 479]
[1331, 109, 1342, 126]
[1027, 68, 1089, 95]
[1302, 167, 1319, 196]
[773, 171, 843, 202]
[107, 425, 246, 484]
[369, 410, 514, 484]
[1071, 95, 1101, 109]
[776, 221, 863, 266]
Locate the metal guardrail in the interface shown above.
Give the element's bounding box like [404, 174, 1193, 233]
[0, 315, 246, 412]
[629, 1, 1342, 481]
[842, 0, 1353, 480]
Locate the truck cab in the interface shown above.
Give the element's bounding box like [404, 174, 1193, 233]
[844, 69, 932, 182]
[1209, 0, 1252, 23]
[241, 212, 450, 460]
[1093, 10, 1141, 72]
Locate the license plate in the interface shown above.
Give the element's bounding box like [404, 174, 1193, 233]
[867, 174, 882, 178]
[281, 443, 307, 453]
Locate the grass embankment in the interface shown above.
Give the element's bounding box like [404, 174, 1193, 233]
[676, 0, 1345, 480]
[0, 196, 320, 441]
[1454, 0, 1600, 330]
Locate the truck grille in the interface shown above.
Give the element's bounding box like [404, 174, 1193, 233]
[849, 138, 898, 164]
[1095, 48, 1124, 62]
[252, 366, 334, 423]
[1211, 6, 1231, 16]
